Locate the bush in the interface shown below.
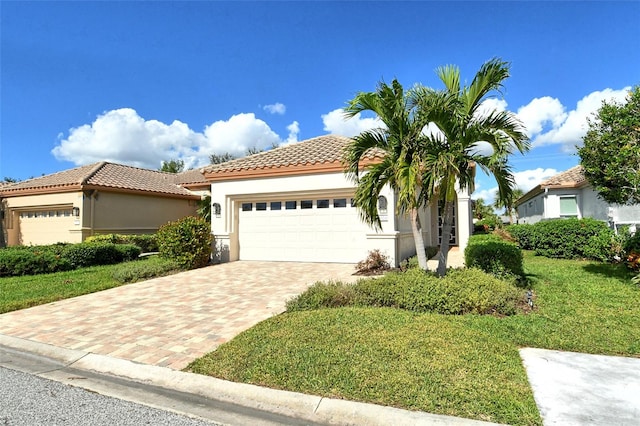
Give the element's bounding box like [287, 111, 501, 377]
[506, 224, 536, 250]
[286, 281, 357, 311]
[85, 234, 158, 252]
[464, 234, 524, 280]
[112, 256, 181, 283]
[0, 248, 73, 277]
[400, 247, 439, 270]
[474, 216, 503, 234]
[62, 242, 141, 268]
[156, 216, 212, 269]
[356, 249, 390, 274]
[288, 268, 522, 316]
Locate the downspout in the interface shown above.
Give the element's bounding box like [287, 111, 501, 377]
[90, 190, 97, 236]
[543, 187, 549, 219]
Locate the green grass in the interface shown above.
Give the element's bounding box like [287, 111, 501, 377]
[188, 252, 640, 425]
[0, 256, 181, 314]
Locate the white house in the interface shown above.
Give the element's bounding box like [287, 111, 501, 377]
[516, 165, 640, 232]
[202, 135, 473, 267]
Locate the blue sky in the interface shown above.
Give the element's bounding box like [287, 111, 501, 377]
[2, 1, 638, 203]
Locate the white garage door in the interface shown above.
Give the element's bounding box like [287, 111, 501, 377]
[238, 197, 371, 263]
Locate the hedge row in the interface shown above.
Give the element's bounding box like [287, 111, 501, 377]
[84, 234, 158, 252]
[286, 268, 523, 316]
[507, 218, 622, 262]
[0, 242, 141, 277]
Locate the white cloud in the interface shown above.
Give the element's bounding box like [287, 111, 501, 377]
[518, 87, 631, 151]
[471, 168, 558, 204]
[321, 108, 382, 136]
[263, 103, 286, 115]
[52, 108, 297, 169]
[475, 98, 508, 119]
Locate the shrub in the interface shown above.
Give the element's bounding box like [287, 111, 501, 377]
[531, 218, 614, 260]
[288, 268, 522, 316]
[85, 234, 158, 252]
[0, 248, 73, 277]
[112, 256, 181, 283]
[286, 281, 357, 311]
[464, 234, 524, 280]
[356, 249, 390, 274]
[474, 216, 503, 234]
[506, 224, 536, 250]
[399, 247, 439, 270]
[156, 216, 212, 269]
[62, 242, 141, 268]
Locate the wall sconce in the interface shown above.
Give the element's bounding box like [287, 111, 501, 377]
[212, 203, 221, 218]
[72, 207, 80, 217]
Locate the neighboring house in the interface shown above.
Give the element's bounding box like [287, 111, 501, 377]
[202, 135, 473, 267]
[516, 165, 640, 232]
[0, 162, 203, 246]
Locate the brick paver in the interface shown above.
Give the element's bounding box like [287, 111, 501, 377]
[0, 262, 358, 370]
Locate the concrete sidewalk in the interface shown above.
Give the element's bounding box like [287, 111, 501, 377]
[520, 348, 640, 425]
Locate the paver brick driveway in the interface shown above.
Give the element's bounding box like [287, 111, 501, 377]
[0, 262, 358, 370]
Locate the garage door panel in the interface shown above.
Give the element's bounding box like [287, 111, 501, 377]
[238, 197, 369, 262]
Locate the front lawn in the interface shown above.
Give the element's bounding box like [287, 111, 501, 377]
[0, 256, 181, 314]
[187, 252, 640, 426]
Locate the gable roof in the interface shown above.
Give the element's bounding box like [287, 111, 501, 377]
[516, 165, 587, 205]
[202, 135, 382, 181]
[0, 162, 201, 199]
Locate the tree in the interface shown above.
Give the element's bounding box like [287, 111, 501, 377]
[578, 86, 640, 205]
[209, 152, 236, 164]
[416, 58, 529, 276]
[160, 159, 185, 173]
[344, 79, 432, 270]
[493, 187, 524, 223]
[472, 198, 495, 220]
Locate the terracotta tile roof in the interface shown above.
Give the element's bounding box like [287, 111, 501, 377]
[0, 162, 199, 198]
[174, 169, 208, 186]
[202, 135, 382, 176]
[540, 165, 586, 187]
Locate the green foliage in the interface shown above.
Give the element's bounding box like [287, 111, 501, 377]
[85, 234, 158, 252]
[579, 86, 640, 205]
[401, 247, 440, 270]
[465, 234, 524, 281]
[62, 242, 141, 269]
[508, 219, 618, 261]
[156, 216, 212, 269]
[0, 247, 72, 276]
[287, 268, 522, 316]
[474, 216, 503, 234]
[286, 282, 357, 311]
[111, 256, 182, 283]
[159, 159, 185, 173]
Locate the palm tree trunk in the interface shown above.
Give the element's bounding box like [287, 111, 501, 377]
[437, 200, 455, 277]
[410, 208, 428, 270]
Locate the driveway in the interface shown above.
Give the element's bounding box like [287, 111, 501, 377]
[0, 262, 358, 370]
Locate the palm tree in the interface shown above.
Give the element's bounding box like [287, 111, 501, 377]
[416, 58, 529, 276]
[493, 187, 524, 223]
[344, 79, 432, 270]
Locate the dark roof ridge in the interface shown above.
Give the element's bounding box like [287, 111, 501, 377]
[80, 161, 108, 185]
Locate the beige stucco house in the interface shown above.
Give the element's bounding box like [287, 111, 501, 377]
[202, 135, 472, 267]
[516, 165, 640, 232]
[0, 162, 204, 246]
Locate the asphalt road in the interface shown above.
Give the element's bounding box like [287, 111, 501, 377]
[0, 366, 219, 426]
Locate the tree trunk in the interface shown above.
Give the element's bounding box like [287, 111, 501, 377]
[410, 207, 429, 270]
[437, 200, 455, 277]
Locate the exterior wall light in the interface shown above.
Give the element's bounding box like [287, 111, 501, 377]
[72, 207, 80, 217]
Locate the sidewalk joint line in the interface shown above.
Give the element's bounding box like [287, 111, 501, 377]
[313, 396, 323, 414]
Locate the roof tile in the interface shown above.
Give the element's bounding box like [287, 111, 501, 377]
[541, 165, 586, 187]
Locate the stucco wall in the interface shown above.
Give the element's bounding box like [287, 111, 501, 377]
[90, 191, 198, 235]
[517, 192, 546, 224]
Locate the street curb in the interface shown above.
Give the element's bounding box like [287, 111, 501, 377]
[0, 334, 499, 425]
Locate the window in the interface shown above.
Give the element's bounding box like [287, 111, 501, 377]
[270, 201, 282, 211]
[334, 198, 347, 208]
[241, 203, 252, 212]
[301, 200, 313, 209]
[212, 203, 221, 217]
[256, 202, 267, 211]
[559, 196, 578, 217]
[377, 196, 388, 214]
[285, 201, 297, 210]
[317, 199, 329, 209]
